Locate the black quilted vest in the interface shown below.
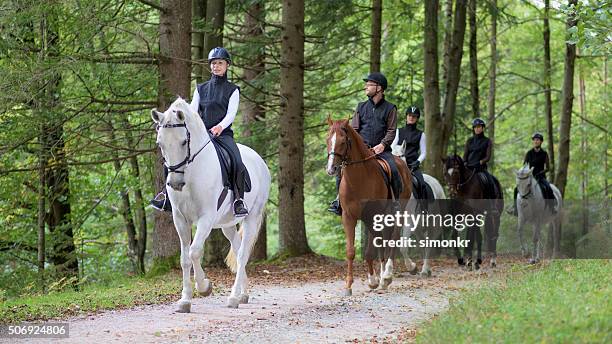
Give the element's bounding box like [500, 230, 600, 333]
[197, 74, 239, 136]
[465, 133, 490, 167]
[397, 123, 423, 164]
[356, 97, 396, 150]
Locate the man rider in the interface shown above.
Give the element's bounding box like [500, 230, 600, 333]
[328, 72, 401, 215]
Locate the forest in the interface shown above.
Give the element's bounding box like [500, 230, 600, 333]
[0, 0, 609, 301]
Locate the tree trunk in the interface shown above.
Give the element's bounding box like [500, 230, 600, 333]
[370, 0, 382, 73]
[543, 0, 555, 177]
[440, 0, 467, 157]
[441, 0, 453, 96]
[469, 0, 479, 118]
[555, 0, 578, 197]
[279, 0, 310, 256]
[153, 0, 192, 266]
[192, 0, 207, 83]
[487, 0, 497, 168]
[423, 0, 443, 181]
[202, 0, 225, 81]
[41, 13, 78, 281]
[37, 123, 46, 292]
[242, 0, 267, 261]
[578, 54, 588, 236]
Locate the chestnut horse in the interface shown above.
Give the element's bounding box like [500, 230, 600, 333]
[326, 118, 412, 296]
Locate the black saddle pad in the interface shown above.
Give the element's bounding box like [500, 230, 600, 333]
[211, 138, 252, 193]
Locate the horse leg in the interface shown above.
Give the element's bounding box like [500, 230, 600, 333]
[379, 225, 399, 289]
[400, 228, 418, 275]
[530, 221, 542, 264]
[190, 218, 214, 297]
[475, 226, 483, 270]
[227, 214, 259, 308]
[465, 227, 475, 270]
[366, 259, 378, 290]
[173, 216, 193, 313]
[342, 216, 357, 296]
[420, 232, 432, 277]
[489, 216, 500, 267]
[453, 228, 465, 266]
[517, 217, 528, 258]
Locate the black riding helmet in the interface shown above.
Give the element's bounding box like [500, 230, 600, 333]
[472, 118, 486, 128]
[406, 106, 420, 118]
[532, 132, 544, 140]
[363, 72, 388, 90]
[208, 47, 232, 64]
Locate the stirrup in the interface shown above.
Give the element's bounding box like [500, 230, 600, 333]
[233, 198, 249, 217]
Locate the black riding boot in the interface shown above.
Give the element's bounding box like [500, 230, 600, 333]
[507, 187, 518, 216]
[233, 170, 249, 217]
[328, 174, 342, 216]
[150, 166, 172, 212]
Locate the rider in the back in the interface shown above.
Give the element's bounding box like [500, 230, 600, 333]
[463, 118, 491, 172]
[393, 106, 426, 199]
[509, 132, 557, 215]
[328, 72, 400, 215]
[463, 118, 496, 198]
[151, 47, 248, 217]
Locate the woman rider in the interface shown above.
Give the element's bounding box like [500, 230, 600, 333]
[151, 47, 248, 217]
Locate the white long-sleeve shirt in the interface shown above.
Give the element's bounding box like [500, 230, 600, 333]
[391, 129, 427, 163]
[189, 87, 240, 130]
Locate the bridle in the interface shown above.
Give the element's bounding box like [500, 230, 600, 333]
[516, 173, 533, 198]
[157, 122, 211, 174]
[445, 158, 476, 195]
[327, 127, 377, 170]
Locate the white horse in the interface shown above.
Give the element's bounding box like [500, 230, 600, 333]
[515, 165, 562, 263]
[392, 141, 447, 276]
[151, 97, 270, 312]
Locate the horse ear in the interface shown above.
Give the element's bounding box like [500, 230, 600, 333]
[176, 110, 185, 122]
[151, 109, 163, 123]
[529, 166, 534, 173]
[401, 141, 406, 149]
[326, 114, 333, 126]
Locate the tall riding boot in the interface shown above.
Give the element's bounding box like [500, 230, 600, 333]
[328, 174, 342, 216]
[507, 187, 518, 216]
[233, 169, 249, 217]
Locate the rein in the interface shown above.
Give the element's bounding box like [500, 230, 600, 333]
[328, 127, 378, 169]
[157, 122, 211, 174]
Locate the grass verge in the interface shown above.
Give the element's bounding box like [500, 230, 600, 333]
[416, 260, 611, 343]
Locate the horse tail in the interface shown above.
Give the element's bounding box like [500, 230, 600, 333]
[225, 207, 266, 273]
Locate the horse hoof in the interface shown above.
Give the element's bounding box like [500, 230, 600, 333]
[227, 297, 240, 309]
[380, 277, 392, 289]
[420, 270, 432, 277]
[342, 288, 352, 297]
[409, 264, 419, 275]
[491, 262, 497, 268]
[528, 259, 539, 265]
[239, 294, 249, 304]
[196, 279, 213, 297]
[176, 300, 191, 313]
[458, 257, 465, 266]
[368, 283, 379, 290]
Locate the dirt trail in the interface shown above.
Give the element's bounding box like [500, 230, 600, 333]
[11, 257, 512, 344]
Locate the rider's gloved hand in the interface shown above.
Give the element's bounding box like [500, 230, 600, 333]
[409, 160, 420, 170]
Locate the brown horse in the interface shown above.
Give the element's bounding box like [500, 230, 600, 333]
[442, 154, 504, 269]
[326, 117, 412, 296]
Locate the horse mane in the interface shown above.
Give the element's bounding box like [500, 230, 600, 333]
[167, 97, 206, 131]
[446, 153, 464, 169]
[332, 119, 373, 159]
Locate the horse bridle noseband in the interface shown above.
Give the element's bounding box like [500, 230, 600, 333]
[157, 122, 211, 174]
[446, 163, 475, 194]
[328, 127, 377, 169]
[516, 174, 532, 198]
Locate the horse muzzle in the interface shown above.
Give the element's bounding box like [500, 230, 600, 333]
[167, 181, 186, 191]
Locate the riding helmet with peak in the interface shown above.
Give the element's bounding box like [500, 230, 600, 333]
[472, 118, 486, 128]
[363, 72, 388, 90]
[406, 106, 420, 118]
[532, 132, 544, 140]
[208, 47, 232, 64]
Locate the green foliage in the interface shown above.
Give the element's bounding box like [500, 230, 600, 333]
[416, 260, 612, 343]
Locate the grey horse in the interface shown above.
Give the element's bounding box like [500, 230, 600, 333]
[515, 165, 562, 263]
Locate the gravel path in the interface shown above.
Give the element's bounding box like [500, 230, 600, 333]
[10, 259, 508, 344]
